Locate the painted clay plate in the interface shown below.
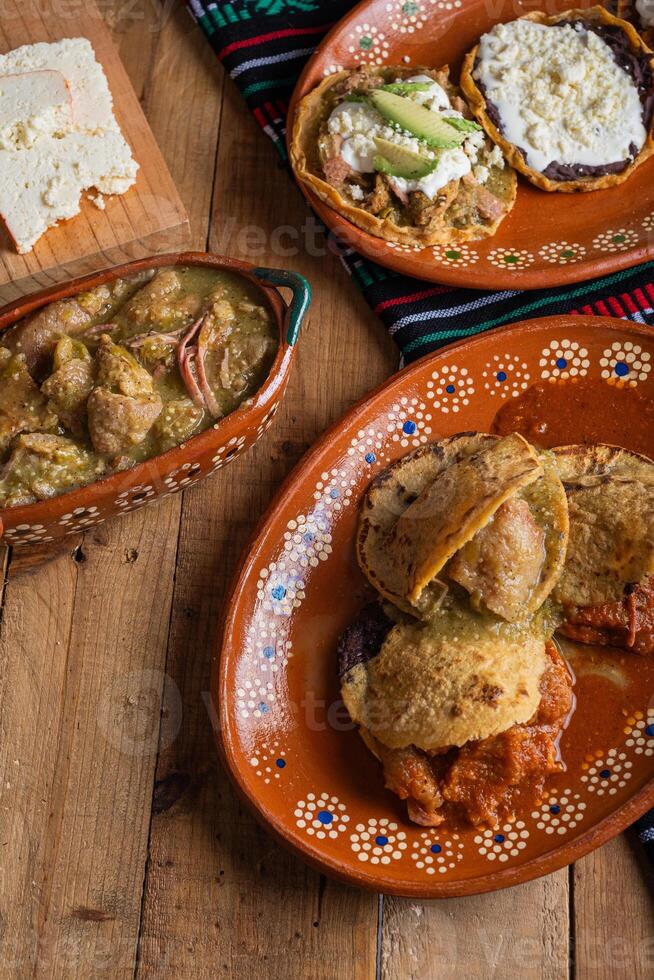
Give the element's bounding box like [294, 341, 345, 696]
[287, 0, 654, 290]
[216, 315, 654, 897]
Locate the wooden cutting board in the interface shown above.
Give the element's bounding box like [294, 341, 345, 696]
[0, 0, 190, 305]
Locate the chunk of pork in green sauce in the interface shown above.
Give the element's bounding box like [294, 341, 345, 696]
[0, 266, 278, 507]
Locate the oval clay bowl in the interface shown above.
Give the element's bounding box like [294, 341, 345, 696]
[216, 314, 654, 898]
[0, 252, 311, 546]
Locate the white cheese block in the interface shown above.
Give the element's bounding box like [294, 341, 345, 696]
[0, 37, 138, 253]
[0, 70, 72, 150]
[0, 38, 117, 134]
[0, 131, 138, 253]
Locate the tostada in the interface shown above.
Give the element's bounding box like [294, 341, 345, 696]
[460, 6, 654, 192]
[290, 66, 517, 246]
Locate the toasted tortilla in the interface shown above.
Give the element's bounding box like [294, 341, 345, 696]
[553, 443, 654, 607]
[617, 0, 654, 49]
[357, 433, 569, 620]
[460, 7, 654, 193]
[340, 600, 549, 750]
[290, 65, 517, 245]
[389, 433, 541, 605]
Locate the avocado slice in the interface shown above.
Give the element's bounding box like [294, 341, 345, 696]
[443, 115, 483, 133]
[380, 82, 433, 95]
[370, 90, 466, 149]
[372, 137, 439, 180]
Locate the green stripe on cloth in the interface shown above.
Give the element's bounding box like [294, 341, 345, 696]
[241, 75, 296, 98]
[197, 10, 216, 34]
[404, 264, 654, 354]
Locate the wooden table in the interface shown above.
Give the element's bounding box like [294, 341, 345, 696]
[1, 4, 653, 977]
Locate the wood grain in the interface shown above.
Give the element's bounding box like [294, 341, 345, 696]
[573, 835, 654, 979]
[0, 0, 189, 305]
[135, 61, 392, 980]
[0, 2, 652, 978]
[382, 873, 569, 979]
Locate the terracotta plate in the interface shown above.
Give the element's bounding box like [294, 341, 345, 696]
[287, 0, 654, 290]
[216, 315, 654, 897]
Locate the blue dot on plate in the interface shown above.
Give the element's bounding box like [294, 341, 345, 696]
[402, 420, 417, 435]
[550, 804, 561, 815]
[494, 833, 505, 843]
[365, 452, 376, 464]
[445, 383, 455, 394]
[375, 835, 389, 846]
[496, 371, 507, 382]
[556, 357, 567, 369]
[646, 724, 654, 737]
[317, 810, 333, 825]
[275, 758, 286, 769]
[430, 843, 442, 854]
[614, 361, 629, 377]
[599, 768, 611, 779]
[271, 585, 286, 600]
[330, 488, 340, 499]
[258, 702, 269, 714]
[262, 646, 275, 660]
[303, 531, 315, 543]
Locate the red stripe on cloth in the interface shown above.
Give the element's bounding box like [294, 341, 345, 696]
[263, 101, 283, 124]
[645, 283, 654, 306]
[374, 285, 452, 312]
[606, 296, 626, 317]
[276, 100, 289, 116]
[620, 292, 639, 315]
[217, 24, 332, 60]
[634, 287, 651, 311]
[593, 299, 612, 316]
[575, 305, 594, 315]
[252, 107, 268, 129]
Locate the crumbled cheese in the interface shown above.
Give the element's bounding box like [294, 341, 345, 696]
[401, 74, 453, 112]
[487, 143, 505, 169]
[89, 192, 106, 210]
[0, 38, 137, 253]
[348, 183, 364, 201]
[326, 76, 475, 199]
[0, 71, 71, 150]
[473, 163, 490, 184]
[636, 0, 654, 27]
[474, 20, 646, 172]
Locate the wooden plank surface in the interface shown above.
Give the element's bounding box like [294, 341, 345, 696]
[0, 2, 652, 978]
[0, 0, 189, 305]
[382, 873, 570, 979]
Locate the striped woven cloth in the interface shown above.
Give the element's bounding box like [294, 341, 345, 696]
[184, 0, 654, 363]
[634, 809, 654, 873]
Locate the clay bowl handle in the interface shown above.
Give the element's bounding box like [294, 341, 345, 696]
[252, 268, 312, 345]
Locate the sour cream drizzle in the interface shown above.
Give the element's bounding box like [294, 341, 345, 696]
[326, 75, 486, 199]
